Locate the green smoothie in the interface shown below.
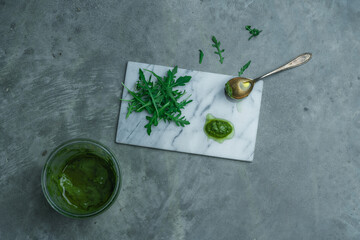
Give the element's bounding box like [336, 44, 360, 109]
[56, 153, 116, 212]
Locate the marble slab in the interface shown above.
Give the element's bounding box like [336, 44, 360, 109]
[116, 62, 263, 161]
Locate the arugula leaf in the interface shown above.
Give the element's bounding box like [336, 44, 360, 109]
[125, 100, 135, 118]
[199, 50, 204, 64]
[238, 60, 251, 76]
[172, 66, 178, 76]
[211, 36, 225, 64]
[145, 115, 156, 135]
[245, 25, 262, 40]
[121, 66, 192, 135]
[139, 69, 159, 116]
[121, 83, 151, 113]
[165, 113, 190, 127]
[173, 76, 191, 87]
[144, 69, 163, 83]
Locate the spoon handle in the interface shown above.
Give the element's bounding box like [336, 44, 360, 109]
[253, 53, 312, 82]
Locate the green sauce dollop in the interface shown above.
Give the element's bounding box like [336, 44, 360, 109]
[57, 153, 115, 212]
[204, 113, 234, 143]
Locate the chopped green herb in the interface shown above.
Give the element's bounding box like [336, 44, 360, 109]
[199, 50, 204, 64]
[238, 60, 251, 76]
[211, 36, 225, 64]
[245, 25, 262, 40]
[203, 113, 234, 143]
[121, 67, 192, 135]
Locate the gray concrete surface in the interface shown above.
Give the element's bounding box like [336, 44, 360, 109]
[1, 0, 360, 239]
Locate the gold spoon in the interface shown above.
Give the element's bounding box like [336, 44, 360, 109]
[225, 53, 312, 100]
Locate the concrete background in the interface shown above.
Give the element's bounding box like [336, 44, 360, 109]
[1, 0, 360, 239]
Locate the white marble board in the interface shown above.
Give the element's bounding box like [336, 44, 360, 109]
[116, 62, 263, 161]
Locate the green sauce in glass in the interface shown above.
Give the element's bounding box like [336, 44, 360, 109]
[204, 113, 234, 143]
[56, 153, 116, 212]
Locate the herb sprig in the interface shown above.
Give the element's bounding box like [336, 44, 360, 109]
[245, 25, 262, 40]
[211, 36, 225, 64]
[238, 60, 251, 76]
[122, 67, 192, 135]
[199, 50, 204, 64]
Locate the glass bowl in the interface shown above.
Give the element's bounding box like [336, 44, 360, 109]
[41, 139, 121, 218]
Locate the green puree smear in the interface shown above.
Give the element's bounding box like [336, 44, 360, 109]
[57, 154, 115, 211]
[203, 113, 234, 143]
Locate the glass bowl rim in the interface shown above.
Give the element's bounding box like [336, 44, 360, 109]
[41, 138, 121, 219]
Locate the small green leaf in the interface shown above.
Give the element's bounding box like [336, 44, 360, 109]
[211, 35, 225, 64]
[139, 69, 159, 116]
[172, 66, 178, 76]
[144, 69, 163, 84]
[199, 50, 204, 64]
[211, 36, 217, 43]
[173, 76, 191, 87]
[238, 60, 251, 76]
[245, 25, 262, 40]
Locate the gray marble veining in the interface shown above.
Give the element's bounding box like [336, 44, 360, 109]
[116, 62, 263, 161]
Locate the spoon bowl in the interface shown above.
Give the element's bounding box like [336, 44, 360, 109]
[225, 53, 312, 100]
[225, 77, 255, 100]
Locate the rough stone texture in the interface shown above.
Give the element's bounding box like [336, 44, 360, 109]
[1, 0, 360, 239]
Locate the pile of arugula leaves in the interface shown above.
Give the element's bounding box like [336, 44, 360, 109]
[122, 67, 192, 135]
